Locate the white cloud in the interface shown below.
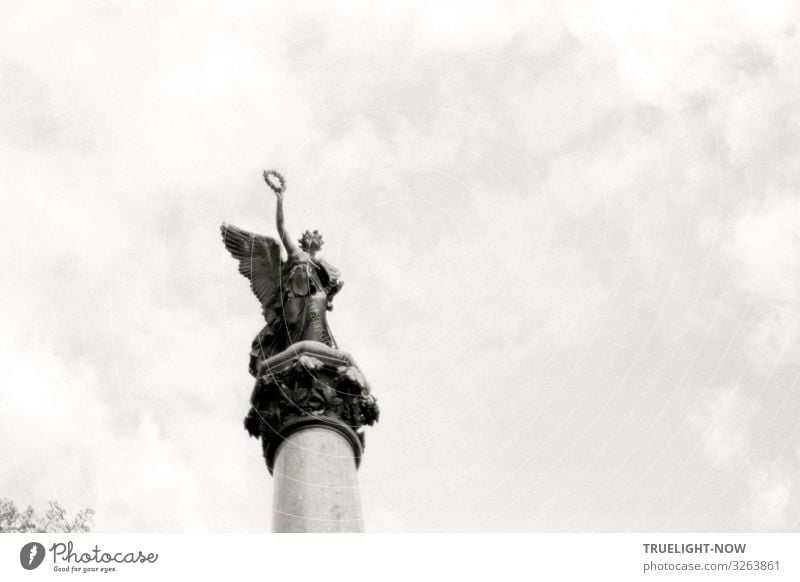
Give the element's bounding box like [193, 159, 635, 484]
[723, 196, 800, 370]
[745, 465, 792, 530]
[689, 386, 753, 468]
[727, 196, 800, 304]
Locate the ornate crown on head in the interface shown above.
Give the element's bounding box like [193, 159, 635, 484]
[299, 229, 324, 252]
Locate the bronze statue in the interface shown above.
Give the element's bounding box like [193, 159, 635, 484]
[221, 171, 378, 473]
[221, 171, 344, 376]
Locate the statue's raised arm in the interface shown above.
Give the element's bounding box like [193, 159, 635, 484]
[264, 171, 300, 259]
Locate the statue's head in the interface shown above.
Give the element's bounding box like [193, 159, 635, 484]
[299, 229, 324, 255]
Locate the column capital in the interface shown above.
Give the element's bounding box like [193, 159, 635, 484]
[244, 341, 380, 474]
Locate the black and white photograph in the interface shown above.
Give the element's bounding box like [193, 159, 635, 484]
[1, 0, 799, 579]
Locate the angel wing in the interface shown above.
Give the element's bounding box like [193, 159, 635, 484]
[220, 223, 283, 320]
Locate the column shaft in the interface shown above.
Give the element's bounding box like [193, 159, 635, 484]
[272, 427, 363, 532]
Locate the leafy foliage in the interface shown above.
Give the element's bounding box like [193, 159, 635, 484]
[0, 498, 94, 533]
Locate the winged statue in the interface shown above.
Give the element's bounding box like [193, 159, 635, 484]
[221, 171, 344, 376]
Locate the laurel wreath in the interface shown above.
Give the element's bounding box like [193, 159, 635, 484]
[263, 170, 286, 194]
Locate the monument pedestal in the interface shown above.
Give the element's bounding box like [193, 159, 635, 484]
[244, 341, 379, 533]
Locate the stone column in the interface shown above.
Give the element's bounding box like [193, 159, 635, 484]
[244, 341, 379, 533]
[272, 419, 363, 532]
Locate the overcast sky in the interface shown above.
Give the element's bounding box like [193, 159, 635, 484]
[2, 0, 800, 532]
